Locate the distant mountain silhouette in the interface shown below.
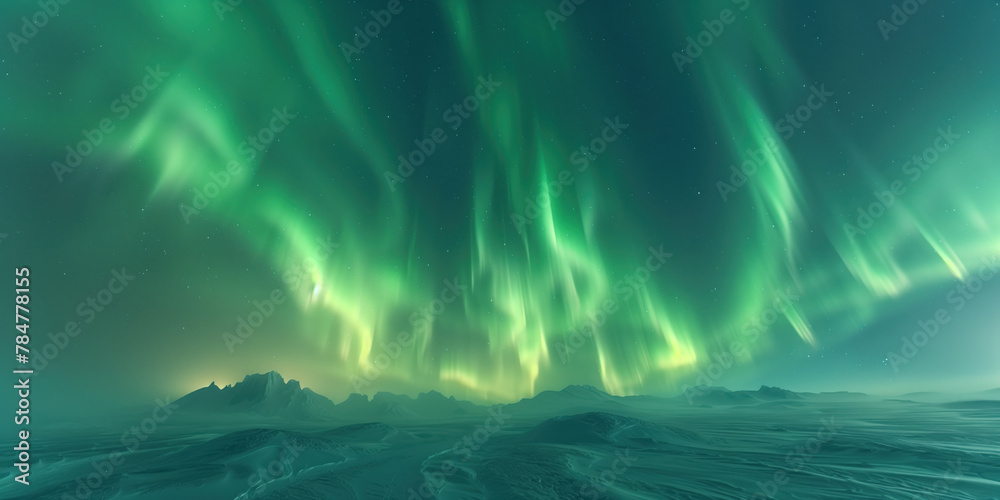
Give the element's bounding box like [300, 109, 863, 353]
[173, 373, 884, 422]
[507, 384, 628, 415]
[755, 385, 804, 400]
[677, 385, 809, 406]
[175, 371, 337, 419]
[176, 372, 487, 421]
[334, 389, 484, 420]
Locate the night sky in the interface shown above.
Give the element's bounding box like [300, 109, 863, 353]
[2, 0, 998, 411]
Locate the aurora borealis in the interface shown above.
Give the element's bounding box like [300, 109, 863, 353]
[3, 0, 999, 411]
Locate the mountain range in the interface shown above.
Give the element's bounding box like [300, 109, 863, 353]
[172, 371, 902, 422]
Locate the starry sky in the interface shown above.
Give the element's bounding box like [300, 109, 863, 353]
[2, 0, 998, 410]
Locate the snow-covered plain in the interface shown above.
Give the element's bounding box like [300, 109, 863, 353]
[4, 373, 998, 499]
